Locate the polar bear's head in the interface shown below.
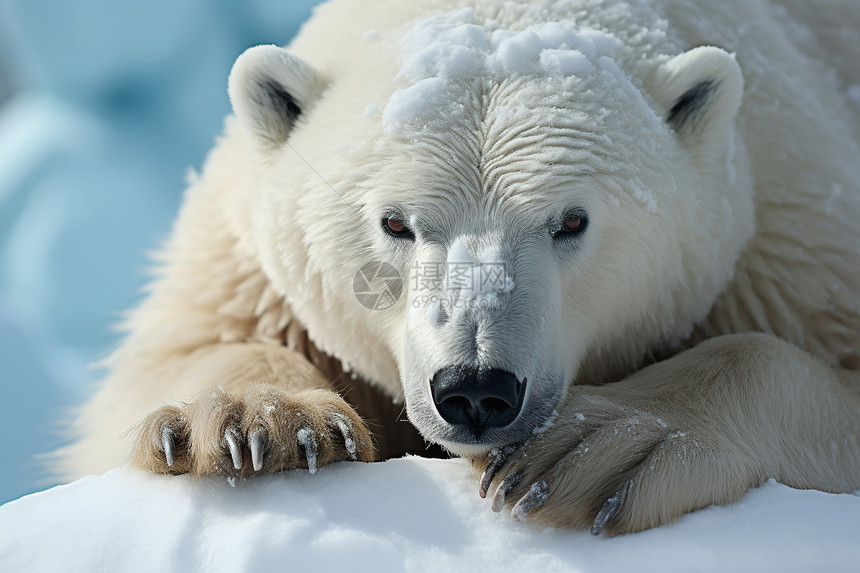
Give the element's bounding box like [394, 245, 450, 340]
[227, 14, 753, 456]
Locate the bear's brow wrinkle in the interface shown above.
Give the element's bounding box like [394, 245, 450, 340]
[257, 79, 303, 120]
[666, 79, 716, 130]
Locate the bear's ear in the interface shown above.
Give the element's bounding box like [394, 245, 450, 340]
[651, 46, 743, 152]
[228, 45, 324, 148]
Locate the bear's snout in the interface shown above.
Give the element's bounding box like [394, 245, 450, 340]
[429, 366, 526, 439]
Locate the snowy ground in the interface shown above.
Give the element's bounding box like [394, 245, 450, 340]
[1, 457, 858, 572]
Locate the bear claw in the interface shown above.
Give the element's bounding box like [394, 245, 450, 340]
[511, 475, 553, 521]
[224, 429, 243, 470]
[330, 413, 357, 459]
[480, 445, 520, 498]
[249, 430, 265, 471]
[296, 428, 318, 474]
[492, 469, 524, 512]
[591, 484, 628, 536]
[161, 427, 175, 468]
[135, 388, 374, 476]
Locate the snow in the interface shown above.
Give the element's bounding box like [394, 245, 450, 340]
[382, 11, 624, 137]
[1, 457, 858, 572]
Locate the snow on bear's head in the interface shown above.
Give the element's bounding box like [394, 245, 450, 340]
[227, 8, 753, 456]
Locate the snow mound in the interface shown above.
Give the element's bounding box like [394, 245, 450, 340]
[1, 457, 858, 572]
[383, 10, 624, 137]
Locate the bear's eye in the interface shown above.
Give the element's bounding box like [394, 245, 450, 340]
[552, 211, 589, 240]
[382, 215, 415, 240]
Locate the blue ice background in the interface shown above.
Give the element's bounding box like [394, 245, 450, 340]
[0, 0, 324, 504]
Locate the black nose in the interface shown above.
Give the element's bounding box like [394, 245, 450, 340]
[430, 366, 526, 438]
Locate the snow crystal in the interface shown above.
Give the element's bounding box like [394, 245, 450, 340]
[363, 29, 380, 41]
[574, 412, 585, 422]
[363, 104, 379, 118]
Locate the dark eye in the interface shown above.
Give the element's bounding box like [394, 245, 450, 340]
[552, 211, 588, 239]
[382, 214, 415, 240]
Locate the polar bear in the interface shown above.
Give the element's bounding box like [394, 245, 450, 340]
[57, 0, 860, 535]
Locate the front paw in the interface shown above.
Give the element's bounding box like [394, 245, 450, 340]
[476, 392, 755, 535]
[132, 386, 374, 476]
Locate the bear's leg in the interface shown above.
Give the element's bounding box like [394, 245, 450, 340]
[473, 333, 860, 535]
[129, 343, 374, 476]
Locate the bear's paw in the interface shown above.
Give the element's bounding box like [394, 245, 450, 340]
[131, 386, 374, 477]
[475, 387, 754, 536]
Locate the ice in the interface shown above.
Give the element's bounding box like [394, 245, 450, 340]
[2, 459, 855, 572]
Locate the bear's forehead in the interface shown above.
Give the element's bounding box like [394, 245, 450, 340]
[360, 10, 665, 202]
[381, 10, 638, 137]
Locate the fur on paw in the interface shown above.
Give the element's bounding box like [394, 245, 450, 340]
[131, 385, 374, 476]
[474, 389, 755, 536]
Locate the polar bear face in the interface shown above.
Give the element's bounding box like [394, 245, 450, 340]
[229, 14, 754, 456]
